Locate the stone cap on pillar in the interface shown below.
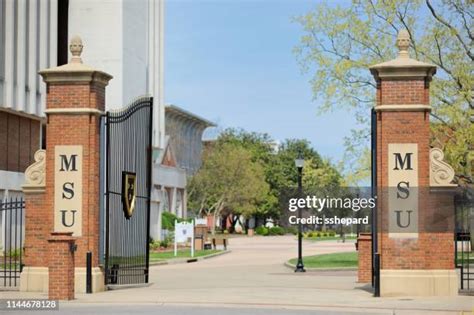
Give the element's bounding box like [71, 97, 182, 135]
[370, 29, 436, 80]
[39, 36, 113, 86]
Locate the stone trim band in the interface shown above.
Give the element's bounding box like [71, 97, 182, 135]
[374, 104, 431, 112]
[44, 108, 104, 116]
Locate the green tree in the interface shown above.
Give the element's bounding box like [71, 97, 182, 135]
[187, 142, 270, 233]
[294, 0, 474, 180]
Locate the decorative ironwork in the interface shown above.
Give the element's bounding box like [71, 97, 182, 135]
[455, 187, 474, 293]
[0, 197, 25, 288]
[104, 96, 153, 285]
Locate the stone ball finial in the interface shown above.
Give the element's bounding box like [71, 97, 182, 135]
[69, 35, 83, 63]
[396, 29, 410, 58]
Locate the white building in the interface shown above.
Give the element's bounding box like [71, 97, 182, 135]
[0, 0, 209, 241]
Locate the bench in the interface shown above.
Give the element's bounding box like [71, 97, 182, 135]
[212, 238, 228, 250]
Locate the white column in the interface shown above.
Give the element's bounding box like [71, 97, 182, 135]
[28, 0, 38, 114]
[158, 0, 165, 148]
[171, 187, 177, 216]
[149, 0, 165, 149]
[49, 0, 58, 68]
[182, 189, 187, 219]
[16, 0, 27, 112]
[39, 0, 48, 114]
[4, 0, 15, 108]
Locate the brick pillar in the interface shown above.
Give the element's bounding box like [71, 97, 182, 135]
[357, 233, 372, 283]
[369, 30, 457, 296]
[48, 232, 75, 300]
[20, 36, 112, 295]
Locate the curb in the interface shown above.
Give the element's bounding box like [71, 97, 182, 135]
[149, 250, 231, 266]
[283, 261, 357, 272]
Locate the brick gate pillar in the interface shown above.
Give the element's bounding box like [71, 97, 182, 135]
[20, 36, 112, 295]
[369, 30, 457, 296]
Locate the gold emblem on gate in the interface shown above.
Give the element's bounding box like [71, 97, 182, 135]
[122, 172, 137, 219]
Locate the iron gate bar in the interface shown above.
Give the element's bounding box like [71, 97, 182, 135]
[455, 189, 473, 293]
[1, 197, 24, 288]
[104, 96, 153, 285]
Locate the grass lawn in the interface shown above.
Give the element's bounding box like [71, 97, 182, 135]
[289, 252, 358, 268]
[305, 235, 357, 242]
[149, 249, 221, 261]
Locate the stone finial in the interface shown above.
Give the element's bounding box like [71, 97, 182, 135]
[69, 35, 83, 64]
[396, 29, 410, 58]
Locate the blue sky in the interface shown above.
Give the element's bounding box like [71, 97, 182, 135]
[165, 0, 357, 163]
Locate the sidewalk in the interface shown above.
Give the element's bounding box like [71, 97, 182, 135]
[3, 236, 473, 314]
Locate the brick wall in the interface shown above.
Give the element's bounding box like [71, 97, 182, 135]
[357, 233, 372, 283]
[0, 110, 41, 172]
[45, 82, 104, 268]
[375, 76, 454, 271]
[23, 191, 49, 267]
[48, 232, 75, 300]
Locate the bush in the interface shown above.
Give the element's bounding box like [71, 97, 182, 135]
[162, 211, 178, 231]
[286, 226, 298, 235]
[306, 231, 314, 238]
[159, 239, 169, 248]
[269, 226, 285, 236]
[255, 226, 269, 236]
[316, 232, 321, 237]
[322, 233, 328, 237]
[6, 248, 21, 260]
[328, 231, 336, 237]
[161, 211, 192, 231]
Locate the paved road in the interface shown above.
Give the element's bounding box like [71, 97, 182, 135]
[3, 236, 473, 314]
[1, 304, 394, 315]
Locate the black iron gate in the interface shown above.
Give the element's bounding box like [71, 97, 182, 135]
[104, 97, 153, 285]
[1, 197, 24, 288]
[455, 187, 474, 293]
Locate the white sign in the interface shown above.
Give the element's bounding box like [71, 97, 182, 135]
[54, 145, 83, 236]
[174, 220, 194, 257]
[195, 218, 207, 225]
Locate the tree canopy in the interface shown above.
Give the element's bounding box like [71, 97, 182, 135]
[294, 0, 473, 181]
[187, 129, 343, 224]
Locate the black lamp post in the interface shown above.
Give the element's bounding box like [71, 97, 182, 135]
[295, 151, 306, 273]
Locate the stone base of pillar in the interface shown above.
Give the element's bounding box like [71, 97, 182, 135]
[20, 267, 49, 292]
[380, 269, 458, 296]
[74, 267, 106, 293]
[20, 267, 105, 293]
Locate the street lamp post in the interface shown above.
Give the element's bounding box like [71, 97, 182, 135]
[295, 152, 306, 273]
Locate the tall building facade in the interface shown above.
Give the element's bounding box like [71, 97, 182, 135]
[1, 0, 212, 242]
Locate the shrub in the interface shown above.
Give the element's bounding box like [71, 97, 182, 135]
[162, 211, 178, 231]
[269, 226, 285, 236]
[328, 231, 336, 237]
[316, 232, 321, 237]
[286, 226, 298, 235]
[255, 226, 269, 236]
[159, 239, 169, 248]
[161, 212, 192, 231]
[6, 248, 21, 260]
[322, 233, 328, 237]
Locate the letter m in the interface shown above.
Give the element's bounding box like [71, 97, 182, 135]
[393, 153, 413, 170]
[60, 154, 78, 171]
